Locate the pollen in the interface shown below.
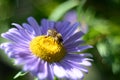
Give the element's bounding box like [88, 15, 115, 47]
[29, 36, 66, 62]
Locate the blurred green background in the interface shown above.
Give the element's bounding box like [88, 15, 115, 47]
[0, 0, 120, 80]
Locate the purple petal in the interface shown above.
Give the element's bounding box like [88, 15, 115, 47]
[64, 39, 84, 48]
[1, 28, 32, 44]
[18, 28, 33, 41]
[60, 60, 84, 79]
[67, 53, 93, 58]
[30, 59, 41, 77]
[48, 21, 55, 29]
[53, 63, 67, 78]
[67, 45, 93, 53]
[14, 55, 35, 65]
[63, 31, 84, 43]
[62, 23, 80, 40]
[37, 61, 48, 79]
[23, 57, 38, 71]
[9, 48, 30, 58]
[22, 23, 35, 35]
[64, 53, 93, 66]
[41, 19, 55, 35]
[46, 64, 54, 80]
[41, 19, 49, 34]
[64, 10, 77, 25]
[9, 28, 31, 41]
[27, 17, 41, 36]
[55, 21, 70, 34]
[1, 33, 26, 44]
[0, 42, 31, 59]
[79, 59, 92, 66]
[54, 21, 62, 31]
[12, 23, 23, 29]
[59, 21, 70, 33]
[63, 58, 88, 73]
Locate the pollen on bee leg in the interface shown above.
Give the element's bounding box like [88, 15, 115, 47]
[29, 35, 66, 63]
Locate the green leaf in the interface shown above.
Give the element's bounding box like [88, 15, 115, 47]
[97, 42, 108, 57]
[49, 0, 79, 21]
[112, 62, 120, 74]
[77, 0, 87, 19]
[34, 77, 38, 80]
[13, 71, 28, 79]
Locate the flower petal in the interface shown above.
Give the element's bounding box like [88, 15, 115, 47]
[60, 60, 84, 79]
[41, 19, 55, 34]
[22, 23, 35, 35]
[67, 45, 93, 53]
[27, 17, 41, 36]
[63, 58, 88, 73]
[62, 23, 80, 40]
[55, 21, 70, 34]
[53, 63, 67, 78]
[63, 31, 84, 43]
[37, 61, 48, 79]
[64, 53, 93, 66]
[46, 63, 54, 80]
[64, 39, 84, 48]
[12, 23, 23, 29]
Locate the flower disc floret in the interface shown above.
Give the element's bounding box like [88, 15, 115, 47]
[29, 35, 66, 62]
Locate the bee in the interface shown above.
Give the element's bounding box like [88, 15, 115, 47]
[46, 29, 63, 43]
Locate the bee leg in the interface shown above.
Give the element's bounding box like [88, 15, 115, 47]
[45, 35, 49, 38]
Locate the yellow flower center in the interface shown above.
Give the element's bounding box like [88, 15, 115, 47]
[29, 36, 66, 63]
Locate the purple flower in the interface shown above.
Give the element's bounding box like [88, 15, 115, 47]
[0, 17, 92, 80]
[64, 10, 88, 33]
[64, 10, 78, 25]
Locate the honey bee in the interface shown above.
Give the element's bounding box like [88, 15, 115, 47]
[46, 29, 63, 43]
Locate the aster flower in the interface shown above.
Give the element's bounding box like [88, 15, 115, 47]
[64, 10, 88, 33]
[64, 10, 77, 25]
[0, 17, 92, 80]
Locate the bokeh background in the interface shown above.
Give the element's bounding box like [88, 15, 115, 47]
[0, 0, 120, 80]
